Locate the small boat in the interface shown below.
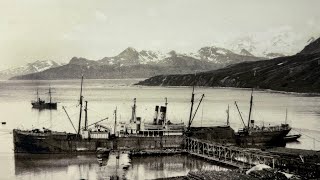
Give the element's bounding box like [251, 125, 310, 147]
[96, 147, 111, 158]
[284, 134, 301, 142]
[31, 87, 57, 110]
[1, 122, 6, 125]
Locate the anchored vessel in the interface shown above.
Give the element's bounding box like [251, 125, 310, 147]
[31, 87, 57, 110]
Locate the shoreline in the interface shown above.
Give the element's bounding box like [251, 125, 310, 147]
[134, 84, 320, 96]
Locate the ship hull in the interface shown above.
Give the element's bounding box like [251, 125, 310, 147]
[235, 129, 291, 147]
[13, 129, 111, 154]
[13, 129, 185, 154]
[32, 102, 57, 110]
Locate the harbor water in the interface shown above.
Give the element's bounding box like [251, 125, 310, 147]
[0, 79, 320, 179]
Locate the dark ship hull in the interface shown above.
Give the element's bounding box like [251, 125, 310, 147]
[13, 129, 111, 154]
[187, 125, 291, 147]
[31, 102, 57, 110]
[13, 129, 184, 154]
[235, 128, 291, 147]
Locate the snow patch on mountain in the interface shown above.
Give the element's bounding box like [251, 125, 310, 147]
[0, 60, 61, 79]
[139, 50, 169, 64]
[227, 27, 314, 58]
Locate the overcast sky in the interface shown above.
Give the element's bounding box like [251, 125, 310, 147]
[0, 0, 320, 70]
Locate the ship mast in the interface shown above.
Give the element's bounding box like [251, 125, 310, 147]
[164, 97, 168, 123]
[77, 76, 84, 136]
[131, 98, 136, 123]
[285, 108, 288, 124]
[84, 101, 88, 130]
[114, 107, 117, 135]
[247, 88, 254, 128]
[227, 104, 230, 126]
[36, 88, 39, 102]
[48, 86, 52, 104]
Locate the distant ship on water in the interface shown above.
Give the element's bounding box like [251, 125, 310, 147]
[31, 87, 57, 110]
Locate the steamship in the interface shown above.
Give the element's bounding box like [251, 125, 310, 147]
[186, 85, 291, 147]
[31, 87, 57, 110]
[233, 89, 291, 146]
[124, 98, 185, 137]
[14, 77, 112, 154]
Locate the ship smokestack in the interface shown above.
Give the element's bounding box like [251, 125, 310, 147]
[153, 106, 159, 125]
[158, 106, 167, 125]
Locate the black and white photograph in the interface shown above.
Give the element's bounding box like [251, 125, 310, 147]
[0, 0, 320, 179]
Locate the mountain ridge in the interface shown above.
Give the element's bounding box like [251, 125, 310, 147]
[136, 37, 320, 93]
[10, 46, 264, 80]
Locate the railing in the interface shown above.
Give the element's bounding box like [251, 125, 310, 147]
[185, 137, 278, 169]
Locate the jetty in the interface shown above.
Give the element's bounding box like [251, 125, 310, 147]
[185, 137, 277, 169]
[184, 137, 320, 178]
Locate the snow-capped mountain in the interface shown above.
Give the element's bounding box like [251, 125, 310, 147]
[198, 46, 237, 63]
[68, 46, 264, 69]
[97, 47, 169, 66]
[182, 46, 263, 65]
[228, 28, 314, 58]
[0, 60, 61, 79]
[9, 46, 265, 80]
[139, 50, 168, 64]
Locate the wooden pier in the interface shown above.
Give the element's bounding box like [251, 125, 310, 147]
[185, 137, 278, 169]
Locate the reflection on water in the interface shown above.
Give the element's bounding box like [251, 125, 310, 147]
[14, 154, 98, 179]
[126, 155, 229, 180]
[12, 153, 229, 180]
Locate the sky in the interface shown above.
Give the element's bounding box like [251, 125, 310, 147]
[0, 0, 320, 70]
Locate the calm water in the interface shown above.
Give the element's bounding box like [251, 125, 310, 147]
[0, 79, 320, 179]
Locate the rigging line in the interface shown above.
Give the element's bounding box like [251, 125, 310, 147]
[63, 103, 81, 109]
[291, 128, 320, 143]
[252, 103, 264, 124]
[62, 106, 78, 133]
[86, 108, 106, 119]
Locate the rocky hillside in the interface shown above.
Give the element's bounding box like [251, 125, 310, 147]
[11, 47, 264, 80]
[0, 60, 61, 79]
[136, 37, 320, 93]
